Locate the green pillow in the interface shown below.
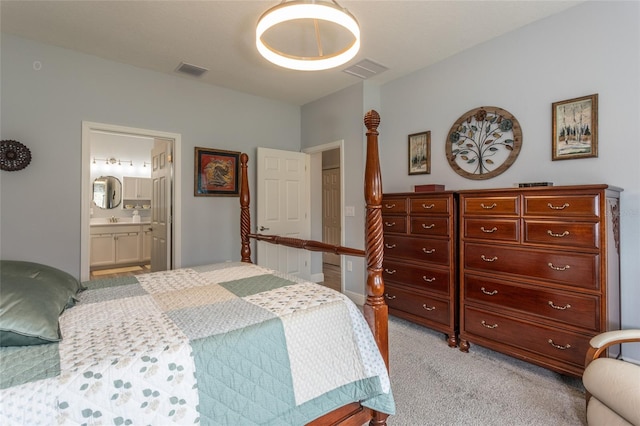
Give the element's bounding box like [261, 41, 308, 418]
[0, 261, 84, 346]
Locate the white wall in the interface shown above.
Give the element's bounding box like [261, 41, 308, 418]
[378, 1, 640, 360]
[0, 34, 300, 276]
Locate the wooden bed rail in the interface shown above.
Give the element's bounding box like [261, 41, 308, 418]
[247, 233, 365, 257]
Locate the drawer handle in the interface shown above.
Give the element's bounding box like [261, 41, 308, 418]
[384, 293, 396, 300]
[422, 223, 436, 229]
[422, 304, 436, 311]
[548, 339, 571, 350]
[481, 321, 498, 329]
[548, 301, 571, 310]
[384, 268, 397, 275]
[481, 255, 498, 262]
[422, 203, 435, 209]
[481, 203, 497, 209]
[481, 287, 498, 296]
[547, 202, 570, 210]
[384, 222, 396, 227]
[422, 276, 435, 282]
[385, 243, 397, 249]
[547, 230, 570, 238]
[548, 262, 570, 271]
[384, 203, 396, 209]
[422, 248, 436, 254]
[480, 226, 498, 233]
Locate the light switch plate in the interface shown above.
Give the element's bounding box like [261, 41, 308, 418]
[345, 206, 355, 216]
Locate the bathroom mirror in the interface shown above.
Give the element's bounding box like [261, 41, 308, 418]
[93, 176, 122, 209]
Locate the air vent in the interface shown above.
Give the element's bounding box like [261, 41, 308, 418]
[343, 59, 388, 79]
[176, 62, 209, 77]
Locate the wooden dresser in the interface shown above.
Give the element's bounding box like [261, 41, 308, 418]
[458, 185, 622, 376]
[381, 192, 458, 347]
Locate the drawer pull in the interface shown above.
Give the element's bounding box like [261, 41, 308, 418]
[422, 223, 436, 229]
[422, 304, 436, 311]
[384, 203, 396, 209]
[548, 301, 571, 310]
[422, 248, 436, 254]
[481, 255, 498, 262]
[422, 276, 436, 282]
[384, 268, 397, 275]
[481, 321, 498, 329]
[384, 293, 396, 300]
[480, 226, 498, 233]
[481, 287, 498, 296]
[547, 230, 570, 238]
[422, 203, 435, 209]
[548, 339, 571, 350]
[385, 243, 397, 249]
[547, 202, 570, 210]
[548, 262, 570, 271]
[384, 222, 396, 227]
[481, 203, 497, 209]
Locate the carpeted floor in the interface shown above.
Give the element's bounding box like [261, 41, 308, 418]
[387, 316, 586, 426]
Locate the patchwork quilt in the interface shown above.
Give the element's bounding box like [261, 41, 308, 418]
[0, 262, 394, 425]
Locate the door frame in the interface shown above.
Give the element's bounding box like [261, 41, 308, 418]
[303, 140, 345, 293]
[80, 121, 182, 281]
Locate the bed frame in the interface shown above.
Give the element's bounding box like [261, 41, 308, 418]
[239, 110, 389, 426]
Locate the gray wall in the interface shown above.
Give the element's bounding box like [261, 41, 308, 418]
[1, 34, 300, 276]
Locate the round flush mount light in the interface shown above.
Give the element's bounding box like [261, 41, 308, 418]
[256, 1, 360, 71]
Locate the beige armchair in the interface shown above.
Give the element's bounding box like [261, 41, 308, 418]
[583, 330, 640, 426]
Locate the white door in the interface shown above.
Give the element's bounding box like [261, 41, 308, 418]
[322, 168, 341, 266]
[150, 139, 172, 272]
[256, 147, 310, 279]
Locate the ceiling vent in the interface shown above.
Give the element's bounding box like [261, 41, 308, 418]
[343, 59, 388, 79]
[176, 62, 209, 77]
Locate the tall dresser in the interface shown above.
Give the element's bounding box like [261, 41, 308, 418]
[458, 185, 622, 376]
[381, 192, 458, 347]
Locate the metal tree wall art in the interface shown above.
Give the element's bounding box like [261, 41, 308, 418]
[446, 106, 522, 180]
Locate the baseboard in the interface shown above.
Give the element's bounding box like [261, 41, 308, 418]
[309, 273, 324, 283]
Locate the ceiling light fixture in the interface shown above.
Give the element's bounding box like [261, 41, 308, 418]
[256, 0, 360, 71]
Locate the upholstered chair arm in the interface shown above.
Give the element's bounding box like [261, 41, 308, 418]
[585, 329, 640, 368]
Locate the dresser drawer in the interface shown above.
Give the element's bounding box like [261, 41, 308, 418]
[383, 260, 450, 295]
[382, 216, 407, 234]
[523, 220, 598, 249]
[462, 196, 519, 215]
[523, 194, 598, 218]
[464, 243, 598, 290]
[464, 275, 600, 330]
[384, 235, 450, 265]
[463, 218, 519, 242]
[409, 197, 450, 215]
[384, 284, 450, 325]
[463, 306, 591, 369]
[410, 217, 450, 237]
[382, 198, 408, 214]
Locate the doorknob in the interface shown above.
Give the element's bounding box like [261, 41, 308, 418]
[259, 226, 270, 231]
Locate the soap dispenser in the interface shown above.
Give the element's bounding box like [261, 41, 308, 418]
[132, 209, 140, 223]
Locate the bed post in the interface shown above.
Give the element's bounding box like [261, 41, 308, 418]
[363, 110, 389, 426]
[240, 153, 252, 263]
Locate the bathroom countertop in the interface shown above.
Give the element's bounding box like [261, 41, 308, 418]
[90, 220, 151, 226]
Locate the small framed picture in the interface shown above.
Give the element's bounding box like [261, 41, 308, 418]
[408, 131, 431, 175]
[552, 94, 598, 160]
[194, 147, 241, 196]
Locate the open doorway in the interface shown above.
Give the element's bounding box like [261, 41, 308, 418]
[80, 122, 182, 282]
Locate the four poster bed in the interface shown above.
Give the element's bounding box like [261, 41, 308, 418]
[0, 111, 392, 425]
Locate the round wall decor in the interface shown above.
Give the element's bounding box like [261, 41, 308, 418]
[0, 140, 32, 171]
[446, 106, 522, 180]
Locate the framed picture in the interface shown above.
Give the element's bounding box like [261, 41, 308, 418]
[552, 94, 598, 160]
[194, 147, 241, 196]
[408, 131, 431, 175]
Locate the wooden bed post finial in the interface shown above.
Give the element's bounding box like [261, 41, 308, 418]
[240, 153, 252, 263]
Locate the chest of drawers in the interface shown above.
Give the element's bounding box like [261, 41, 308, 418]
[382, 192, 458, 347]
[458, 185, 622, 376]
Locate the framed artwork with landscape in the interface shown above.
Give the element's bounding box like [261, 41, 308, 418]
[194, 147, 240, 196]
[408, 130, 431, 175]
[552, 94, 598, 160]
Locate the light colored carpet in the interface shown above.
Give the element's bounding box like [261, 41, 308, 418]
[387, 316, 586, 426]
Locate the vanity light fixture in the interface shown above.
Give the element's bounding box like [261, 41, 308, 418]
[256, 0, 360, 71]
[93, 157, 134, 167]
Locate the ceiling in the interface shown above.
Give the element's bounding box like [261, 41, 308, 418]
[1, 1, 582, 106]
